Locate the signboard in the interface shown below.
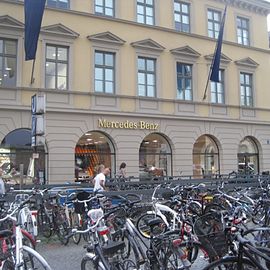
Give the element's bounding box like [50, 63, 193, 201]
[98, 119, 159, 130]
[31, 93, 46, 147]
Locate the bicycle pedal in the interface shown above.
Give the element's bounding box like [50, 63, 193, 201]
[36, 239, 41, 243]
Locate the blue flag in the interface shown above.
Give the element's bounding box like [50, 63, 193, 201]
[24, 0, 46, 61]
[210, 6, 227, 82]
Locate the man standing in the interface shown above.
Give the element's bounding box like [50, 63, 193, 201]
[0, 168, 6, 195]
[93, 164, 106, 192]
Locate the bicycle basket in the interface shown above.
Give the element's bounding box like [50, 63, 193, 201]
[194, 212, 228, 258]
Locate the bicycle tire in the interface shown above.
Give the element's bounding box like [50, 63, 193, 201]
[121, 233, 141, 268]
[37, 209, 52, 238]
[56, 221, 69, 245]
[2, 260, 14, 270]
[136, 213, 165, 239]
[22, 245, 52, 270]
[252, 203, 266, 225]
[202, 256, 256, 270]
[70, 211, 82, 245]
[81, 255, 103, 270]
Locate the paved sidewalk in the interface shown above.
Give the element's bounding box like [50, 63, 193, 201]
[38, 238, 206, 270]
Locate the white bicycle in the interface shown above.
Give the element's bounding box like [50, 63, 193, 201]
[0, 198, 52, 270]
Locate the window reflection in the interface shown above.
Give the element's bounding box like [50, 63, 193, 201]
[193, 135, 219, 177]
[139, 133, 172, 178]
[238, 137, 259, 174]
[75, 131, 115, 180]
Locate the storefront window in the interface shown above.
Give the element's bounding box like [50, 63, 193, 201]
[75, 131, 115, 181]
[0, 128, 47, 184]
[193, 135, 219, 177]
[238, 137, 259, 174]
[139, 133, 172, 178]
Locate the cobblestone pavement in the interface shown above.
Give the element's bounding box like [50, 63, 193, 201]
[38, 238, 206, 270]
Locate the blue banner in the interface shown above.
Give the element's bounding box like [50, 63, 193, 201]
[24, 0, 46, 61]
[210, 6, 227, 82]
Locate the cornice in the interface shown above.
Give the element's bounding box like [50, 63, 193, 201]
[213, 0, 270, 15]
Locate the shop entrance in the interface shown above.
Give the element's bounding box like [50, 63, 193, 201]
[238, 137, 259, 175]
[193, 135, 220, 177]
[75, 131, 115, 181]
[0, 128, 47, 184]
[139, 133, 172, 178]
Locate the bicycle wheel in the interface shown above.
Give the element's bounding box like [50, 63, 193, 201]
[136, 213, 165, 239]
[22, 245, 52, 270]
[202, 256, 255, 270]
[121, 233, 142, 268]
[2, 260, 14, 270]
[252, 203, 265, 225]
[37, 209, 52, 238]
[81, 255, 103, 270]
[70, 211, 81, 245]
[56, 221, 69, 245]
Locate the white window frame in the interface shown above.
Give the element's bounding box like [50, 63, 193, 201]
[207, 8, 222, 39]
[46, 0, 70, 9]
[210, 69, 225, 104]
[136, 0, 155, 25]
[45, 44, 69, 90]
[94, 0, 115, 17]
[239, 72, 253, 107]
[174, 0, 190, 33]
[235, 15, 251, 46]
[176, 62, 193, 101]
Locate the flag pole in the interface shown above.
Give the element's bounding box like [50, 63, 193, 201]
[30, 59, 36, 84]
[202, 55, 215, 101]
[202, 5, 227, 101]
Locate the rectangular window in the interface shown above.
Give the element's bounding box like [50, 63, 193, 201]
[95, 51, 115, 94]
[95, 0, 115, 17]
[211, 70, 225, 104]
[240, 72, 253, 107]
[176, 63, 192, 100]
[47, 0, 70, 9]
[45, 45, 69, 90]
[237, 17, 250, 46]
[0, 38, 17, 87]
[138, 57, 156, 97]
[137, 0, 155, 25]
[207, 9, 221, 39]
[174, 1, 190, 33]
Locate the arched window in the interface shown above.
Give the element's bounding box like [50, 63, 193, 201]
[238, 137, 259, 174]
[75, 131, 115, 180]
[139, 133, 172, 178]
[193, 135, 220, 177]
[0, 128, 47, 183]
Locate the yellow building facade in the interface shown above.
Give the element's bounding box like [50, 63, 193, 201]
[0, 0, 270, 183]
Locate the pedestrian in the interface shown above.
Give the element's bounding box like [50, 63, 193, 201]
[118, 162, 127, 179]
[93, 164, 106, 192]
[0, 168, 6, 196]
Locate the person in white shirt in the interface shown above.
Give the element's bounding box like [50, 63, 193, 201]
[93, 164, 106, 192]
[0, 168, 6, 195]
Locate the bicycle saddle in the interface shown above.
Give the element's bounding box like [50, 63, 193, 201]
[102, 240, 125, 256]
